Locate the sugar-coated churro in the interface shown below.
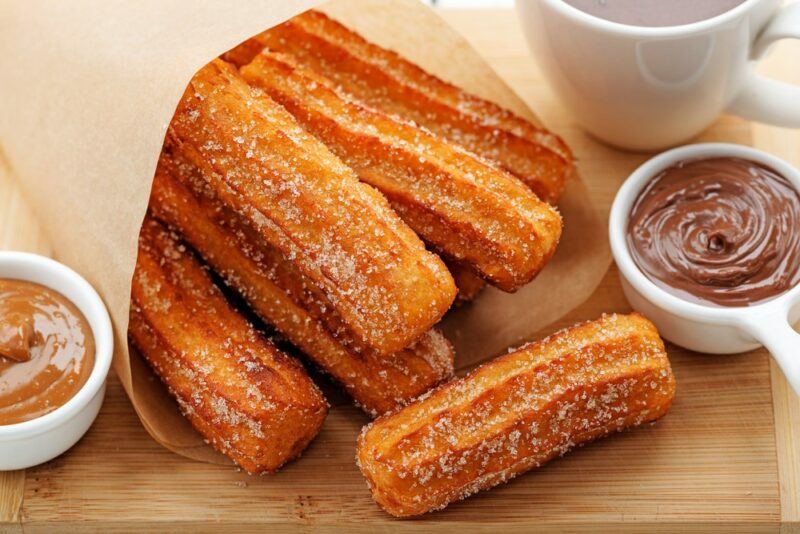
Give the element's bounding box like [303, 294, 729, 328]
[149, 163, 455, 416]
[129, 217, 328, 474]
[445, 260, 486, 305]
[228, 10, 574, 204]
[239, 51, 562, 291]
[165, 59, 456, 356]
[357, 313, 676, 517]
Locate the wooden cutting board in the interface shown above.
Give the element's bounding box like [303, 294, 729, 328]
[1, 9, 798, 533]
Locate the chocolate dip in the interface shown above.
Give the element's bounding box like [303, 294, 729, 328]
[627, 157, 800, 307]
[563, 0, 745, 27]
[0, 279, 95, 425]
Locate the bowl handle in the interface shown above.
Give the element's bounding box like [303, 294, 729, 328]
[740, 310, 800, 395]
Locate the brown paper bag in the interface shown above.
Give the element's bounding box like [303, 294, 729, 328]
[0, 0, 610, 464]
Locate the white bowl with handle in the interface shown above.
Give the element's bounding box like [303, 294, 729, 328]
[0, 252, 113, 470]
[610, 143, 800, 393]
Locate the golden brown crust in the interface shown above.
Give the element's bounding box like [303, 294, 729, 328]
[222, 36, 265, 67]
[356, 313, 676, 517]
[129, 217, 328, 474]
[149, 164, 455, 416]
[232, 10, 574, 204]
[165, 59, 456, 356]
[445, 260, 486, 305]
[238, 52, 562, 292]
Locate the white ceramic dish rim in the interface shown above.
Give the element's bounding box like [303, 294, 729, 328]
[0, 252, 113, 440]
[538, 0, 761, 37]
[609, 142, 800, 331]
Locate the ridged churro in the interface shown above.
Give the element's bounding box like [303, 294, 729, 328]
[239, 51, 562, 291]
[165, 59, 456, 356]
[149, 162, 455, 416]
[229, 10, 574, 204]
[357, 313, 676, 517]
[129, 218, 328, 474]
[446, 260, 486, 305]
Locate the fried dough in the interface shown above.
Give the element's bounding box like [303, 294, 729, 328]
[239, 51, 562, 291]
[149, 164, 455, 416]
[229, 10, 574, 204]
[357, 313, 676, 516]
[445, 260, 486, 305]
[165, 59, 456, 355]
[129, 217, 328, 474]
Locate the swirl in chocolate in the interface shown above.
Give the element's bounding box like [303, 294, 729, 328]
[627, 157, 800, 307]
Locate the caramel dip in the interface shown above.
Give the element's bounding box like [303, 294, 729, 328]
[628, 157, 800, 307]
[0, 279, 94, 425]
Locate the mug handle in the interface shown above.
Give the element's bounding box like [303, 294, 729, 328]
[727, 1, 800, 127]
[739, 309, 800, 395]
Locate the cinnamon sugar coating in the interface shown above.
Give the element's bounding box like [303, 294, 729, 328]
[129, 218, 327, 474]
[356, 313, 676, 517]
[165, 59, 456, 356]
[149, 163, 455, 416]
[238, 51, 562, 292]
[226, 10, 574, 204]
[445, 260, 486, 305]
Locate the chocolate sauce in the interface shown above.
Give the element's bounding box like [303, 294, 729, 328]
[0, 279, 95, 425]
[563, 0, 746, 27]
[627, 157, 800, 307]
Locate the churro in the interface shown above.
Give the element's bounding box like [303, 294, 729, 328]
[165, 59, 456, 355]
[229, 10, 574, 204]
[446, 260, 486, 305]
[129, 218, 328, 474]
[149, 162, 455, 416]
[357, 313, 676, 516]
[239, 51, 562, 291]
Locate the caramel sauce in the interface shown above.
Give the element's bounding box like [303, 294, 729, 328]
[0, 279, 94, 425]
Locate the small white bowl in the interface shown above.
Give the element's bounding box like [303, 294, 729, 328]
[0, 252, 113, 470]
[610, 143, 800, 394]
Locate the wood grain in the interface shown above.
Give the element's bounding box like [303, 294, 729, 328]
[0, 8, 796, 532]
[0, 471, 24, 530]
[14, 267, 780, 532]
[752, 38, 800, 530]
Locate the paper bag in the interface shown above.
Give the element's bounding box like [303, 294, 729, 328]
[0, 0, 610, 463]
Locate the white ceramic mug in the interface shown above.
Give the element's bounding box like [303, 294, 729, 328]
[610, 143, 800, 394]
[517, 0, 800, 150]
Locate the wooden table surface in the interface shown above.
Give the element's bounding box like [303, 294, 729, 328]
[1, 9, 799, 533]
